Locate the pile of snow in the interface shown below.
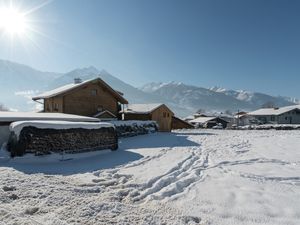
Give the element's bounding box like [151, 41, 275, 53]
[10, 120, 113, 138]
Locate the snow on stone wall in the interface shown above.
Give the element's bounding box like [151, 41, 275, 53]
[0, 125, 9, 147]
[235, 124, 300, 130]
[110, 120, 158, 137]
[7, 125, 118, 157]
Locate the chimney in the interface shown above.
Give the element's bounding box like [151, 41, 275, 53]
[74, 78, 82, 84]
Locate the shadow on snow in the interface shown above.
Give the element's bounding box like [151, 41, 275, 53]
[1, 132, 200, 175]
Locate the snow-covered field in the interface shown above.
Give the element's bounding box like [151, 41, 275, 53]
[0, 130, 300, 225]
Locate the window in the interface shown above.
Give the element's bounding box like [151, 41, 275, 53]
[270, 116, 275, 121]
[163, 112, 166, 118]
[91, 89, 97, 96]
[167, 113, 170, 118]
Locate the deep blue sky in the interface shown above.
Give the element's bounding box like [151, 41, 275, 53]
[1, 0, 300, 98]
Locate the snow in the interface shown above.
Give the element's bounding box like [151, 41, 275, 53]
[32, 79, 94, 100]
[32, 77, 128, 104]
[238, 124, 300, 130]
[122, 103, 164, 114]
[0, 111, 100, 122]
[190, 116, 216, 124]
[249, 105, 300, 116]
[0, 130, 300, 225]
[110, 120, 156, 126]
[9, 120, 114, 138]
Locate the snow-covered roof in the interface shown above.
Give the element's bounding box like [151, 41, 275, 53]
[248, 105, 300, 116]
[0, 112, 99, 123]
[190, 117, 217, 124]
[184, 115, 195, 121]
[121, 103, 170, 114]
[32, 78, 128, 104]
[10, 120, 114, 137]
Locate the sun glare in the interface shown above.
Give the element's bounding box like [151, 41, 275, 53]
[0, 7, 28, 35]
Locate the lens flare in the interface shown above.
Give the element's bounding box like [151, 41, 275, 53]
[0, 7, 28, 35]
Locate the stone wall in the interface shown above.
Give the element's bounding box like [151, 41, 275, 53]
[112, 121, 158, 138]
[231, 124, 300, 130]
[7, 126, 118, 157]
[0, 125, 10, 147]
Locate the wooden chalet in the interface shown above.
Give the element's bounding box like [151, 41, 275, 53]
[32, 78, 128, 119]
[121, 103, 174, 132]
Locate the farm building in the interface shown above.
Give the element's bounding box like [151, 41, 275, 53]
[121, 103, 174, 132]
[190, 116, 229, 128]
[248, 105, 300, 124]
[32, 78, 128, 119]
[171, 116, 194, 129]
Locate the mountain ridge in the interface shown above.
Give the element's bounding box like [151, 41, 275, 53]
[0, 59, 298, 117]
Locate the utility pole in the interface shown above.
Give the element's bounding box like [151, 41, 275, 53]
[237, 109, 240, 127]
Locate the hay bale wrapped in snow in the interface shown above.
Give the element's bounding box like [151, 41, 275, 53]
[7, 121, 118, 157]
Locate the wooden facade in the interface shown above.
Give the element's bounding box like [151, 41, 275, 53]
[171, 116, 194, 130]
[33, 78, 128, 118]
[123, 104, 174, 132]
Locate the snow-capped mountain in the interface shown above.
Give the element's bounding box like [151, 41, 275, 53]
[140, 82, 298, 115]
[48, 69, 190, 116]
[0, 59, 61, 110]
[210, 86, 299, 108]
[141, 82, 252, 114]
[0, 59, 298, 117]
[48, 67, 164, 104]
[0, 60, 171, 112]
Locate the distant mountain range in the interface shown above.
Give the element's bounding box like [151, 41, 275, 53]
[0, 59, 298, 117]
[140, 82, 299, 116]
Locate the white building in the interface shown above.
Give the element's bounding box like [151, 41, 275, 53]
[248, 105, 300, 124]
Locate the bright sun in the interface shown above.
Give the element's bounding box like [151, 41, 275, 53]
[0, 7, 28, 35]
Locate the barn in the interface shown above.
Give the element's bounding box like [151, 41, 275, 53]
[121, 103, 174, 132]
[32, 78, 128, 119]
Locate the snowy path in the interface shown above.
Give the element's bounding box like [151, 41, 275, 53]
[0, 130, 300, 224]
